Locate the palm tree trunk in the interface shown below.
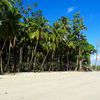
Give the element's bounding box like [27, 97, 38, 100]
[57, 51, 60, 71]
[41, 50, 49, 71]
[7, 40, 11, 72]
[29, 49, 34, 70]
[79, 48, 82, 70]
[77, 56, 79, 66]
[27, 45, 30, 70]
[75, 55, 79, 71]
[19, 47, 23, 72]
[13, 46, 16, 72]
[79, 59, 83, 70]
[33, 40, 39, 69]
[77, 34, 80, 70]
[20, 48, 23, 64]
[12, 37, 16, 72]
[49, 51, 54, 71]
[0, 56, 3, 74]
[66, 50, 69, 71]
[76, 46, 80, 70]
[33, 56, 37, 71]
[0, 39, 7, 74]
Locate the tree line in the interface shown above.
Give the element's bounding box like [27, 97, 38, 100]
[0, 0, 96, 74]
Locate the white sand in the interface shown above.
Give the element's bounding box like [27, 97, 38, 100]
[0, 72, 100, 100]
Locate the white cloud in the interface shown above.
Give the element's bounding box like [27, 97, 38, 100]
[67, 7, 75, 13]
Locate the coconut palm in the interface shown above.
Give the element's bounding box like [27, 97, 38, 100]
[26, 15, 50, 70]
[72, 12, 87, 70]
[0, 7, 22, 72]
[0, 0, 15, 74]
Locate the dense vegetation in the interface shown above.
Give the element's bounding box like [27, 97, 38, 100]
[0, 0, 96, 74]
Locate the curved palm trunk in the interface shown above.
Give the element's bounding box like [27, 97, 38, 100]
[0, 39, 7, 74]
[41, 50, 49, 71]
[75, 57, 79, 71]
[33, 39, 39, 70]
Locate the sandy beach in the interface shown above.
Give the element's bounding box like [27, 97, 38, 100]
[0, 72, 100, 100]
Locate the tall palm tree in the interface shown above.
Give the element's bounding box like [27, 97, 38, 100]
[0, 0, 15, 74]
[0, 7, 22, 72]
[59, 17, 71, 70]
[72, 12, 87, 70]
[27, 16, 50, 70]
[52, 22, 63, 70]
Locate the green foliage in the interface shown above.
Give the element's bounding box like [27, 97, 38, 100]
[0, 0, 96, 73]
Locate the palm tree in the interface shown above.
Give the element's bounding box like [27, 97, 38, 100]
[52, 22, 63, 70]
[59, 17, 71, 70]
[27, 15, 50, 70]
[0, 1, 96, 73]
[0, 0, 14, 9]
[72, 12, 87, 70]
[0, 0, 15, 74]
[0, 7, 22, 72]
[0, 0, 14, 20]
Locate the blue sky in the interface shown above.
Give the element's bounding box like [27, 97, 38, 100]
[24, 0, 100, 65]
